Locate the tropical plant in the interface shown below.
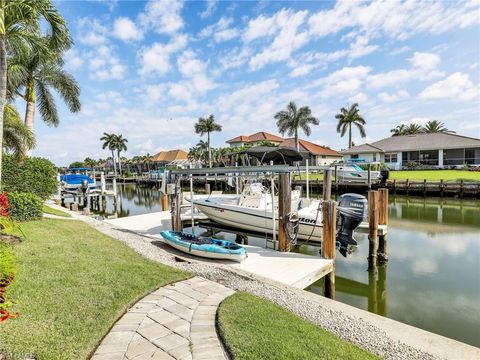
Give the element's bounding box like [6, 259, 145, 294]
[404, 123, 423, 135]
[275, 101, 319, 152]
[114, 134, 128, 174]
[83, 157, 96, 168]
[335, 103, 366, 149]
[0, 0, 71, 185]
[6, 192, 42, 221]
[68, 161, 85, 169]
[422, 120, 455, 134]
[143, 153, 153, 172]
[390, 124, 407, 136]
[8, 38, 80, 155]
[194, 114, 222, 168]
[100, 132, 118, 174]
[3, 104, 35, 159]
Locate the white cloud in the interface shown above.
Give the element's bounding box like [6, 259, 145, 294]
[199, 0, 217, 19]
[247, 9, 309, 70]
[140, 0, 184, 35]
[176, 51, 216, 92]
[313, 66, 372, 97]
[289, 64, 316, 78]
[218, 47, 251, 70]
[64, 48, 84, 71]
[113, 17, 143, 42]
[88, 45, 126, 80]
[308, 0, 480, 40]
[138, 34, 188, 75]
[199, 17, 239, 43]
[77, 17, 107, 46]
[406, 117, 432, 126]
[378, 90, 409, 103]
[419, 72, 479, 101]
[389, 46, 410, 55]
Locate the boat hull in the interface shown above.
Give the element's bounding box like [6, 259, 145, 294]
[193, 201, 323, 243]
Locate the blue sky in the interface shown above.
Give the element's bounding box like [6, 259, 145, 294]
[31, 0, 480, 165]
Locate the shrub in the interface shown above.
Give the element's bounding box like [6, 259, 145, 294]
[2, 155, 57, 200]
[6, 192, 43, 221]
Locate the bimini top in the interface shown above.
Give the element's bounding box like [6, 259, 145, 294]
[60, 173, 94, 184]
[236, 146, 305, 164]
[68, 167, 93, 171]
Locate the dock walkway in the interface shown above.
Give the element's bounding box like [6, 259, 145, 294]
[105, 211, 333, 289]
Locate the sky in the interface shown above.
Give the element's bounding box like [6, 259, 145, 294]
[29, 0, 480, 166]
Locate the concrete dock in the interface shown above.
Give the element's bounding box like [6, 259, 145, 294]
[105, 211, 333, 289]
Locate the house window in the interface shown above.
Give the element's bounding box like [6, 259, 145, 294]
[373, 154, 377, 162]
[385, 153, 398, 163]
[350, 154, 359, 159]
[465, 148, 475, 164]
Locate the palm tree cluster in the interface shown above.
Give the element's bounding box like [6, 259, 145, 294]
[188, 141, 231, 167]
[390, 120, 454, 136]
[194, 114, 222, 168]
[100, 133, 128, 175]
[0, 0, 80, 184]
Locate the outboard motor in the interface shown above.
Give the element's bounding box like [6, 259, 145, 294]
[336, 193, 368, 248]
[380, 169, 389, 186]
[80, 179, 89, 194]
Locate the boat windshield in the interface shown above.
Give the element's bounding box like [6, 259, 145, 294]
[351, 164, 364, 172]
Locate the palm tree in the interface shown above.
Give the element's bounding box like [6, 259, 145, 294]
[422, 120, 455, 134]
[3, 104, 35, 159]
[100, 132, 117, 175]
[143, 153, 153, 172]
[0, 0, 70, 184]
[194, 114, 222, 168]
[275, 101, 319, 152]
[335, 103, 366, 149]
[8, 41, 80, 155]
[114, 134, 128, 174]
[390, 124, 407, 136]
[405, 123, 423, 135]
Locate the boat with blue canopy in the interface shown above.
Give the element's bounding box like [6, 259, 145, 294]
[160, 230, 247, 262]
[60, 168, 97, 192]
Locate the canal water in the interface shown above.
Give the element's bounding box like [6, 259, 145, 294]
[104, 184, 480, 347]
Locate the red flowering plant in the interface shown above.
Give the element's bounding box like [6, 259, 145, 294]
[0, 192, 10, 218]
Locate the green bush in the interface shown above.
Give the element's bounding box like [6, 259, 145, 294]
[7, 192, 43, 221]
[2, 155, 57, 200]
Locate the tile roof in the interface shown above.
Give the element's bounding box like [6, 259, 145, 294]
[341, 133, 480, 154]
[226, 132, 284, 143]
[152, 149, 188, 162]
[280, 138, 341, 156]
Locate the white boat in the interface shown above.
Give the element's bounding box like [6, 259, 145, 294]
[332, 163, 382, 184]
[192, 183, 324, 242]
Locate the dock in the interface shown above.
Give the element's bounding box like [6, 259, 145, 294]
[104, 211, 333, 289]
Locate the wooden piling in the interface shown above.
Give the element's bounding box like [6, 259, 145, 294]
[406, 179, 410, 196]
[278, 172, 291, 252]
[440, 179, 444, 198]
[322, 200, 336, 299]
[378, 188, 389, 263]
[423, 179, 427, 197]
[368, 190, 379, 269]
[393, 179, 396, 196]
[323, 169, 332, 201]
[334, 164, 338, 192]
[367, 164, 371, 190]
[161, 193, 169, 211]
[460, 179, 464, 198]
[205, 183, 211, 195]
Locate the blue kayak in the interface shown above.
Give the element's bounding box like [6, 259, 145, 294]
[160, 230, 247, 262]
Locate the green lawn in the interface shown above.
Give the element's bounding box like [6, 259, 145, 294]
[42, 204, 71, 217]
[0, 219, 190, 360]
[218, 292, 378, 360]
[389, 170, 480, 182]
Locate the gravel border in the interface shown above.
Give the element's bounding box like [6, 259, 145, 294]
[48, 207, 439, 360]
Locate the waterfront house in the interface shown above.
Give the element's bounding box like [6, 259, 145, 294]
[226, 132, 284, 147]
[280, 138, 343, 165]
[340, 133, 480, 169]
[152, 149, 188, 166]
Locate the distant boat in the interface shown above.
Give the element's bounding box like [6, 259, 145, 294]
[60, 168, 97, 192]
[160, 230, 247, 262]
[331, 163, 382, 184]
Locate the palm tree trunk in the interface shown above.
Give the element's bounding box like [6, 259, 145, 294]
[295, 128, 299, 152]
[348, 124, 352, 148]
[0, 33, 6, 185]
[208, 132, 212, 168]
[117, 150, 122, 174]
[24, 78, 35, 156]
[111, 150, 117, 175]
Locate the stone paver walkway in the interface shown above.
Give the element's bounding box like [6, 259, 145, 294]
[91, 277, 234, 360]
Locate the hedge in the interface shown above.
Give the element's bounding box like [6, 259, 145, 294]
[2, 155, 57, 200]
[6, 192, 43, 221]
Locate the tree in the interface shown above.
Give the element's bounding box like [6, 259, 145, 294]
[8, 39, 80, 155]
[404, 123, 423, 135]
[3, 104, 35, 159]
[69, 161, 85, 169]
[275, 101, 319, 152]
[194, 114, 222, 168]
[422, 120, 455, 134]
[0, 0, 70, 185]
[114, 134, 128, 174]
[83, 157, 96, 168]
[100, 132, 117, 175]
[390, 124, 407, 136]
[335, 103, 366, 149]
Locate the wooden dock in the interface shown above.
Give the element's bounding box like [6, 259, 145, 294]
[104, 211, 333, 289]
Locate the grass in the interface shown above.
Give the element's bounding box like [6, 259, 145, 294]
[42, 204, 71, 217]
[218, 292, 378, 360]
[0, 219, 190, 360]
[389, 170, 480, 182]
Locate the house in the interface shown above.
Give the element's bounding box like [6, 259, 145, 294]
[152, 149, 188, 166]
[280, 138, 343, 165]
[226, 131, 284, 147]
[340, 133, 480, 169]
